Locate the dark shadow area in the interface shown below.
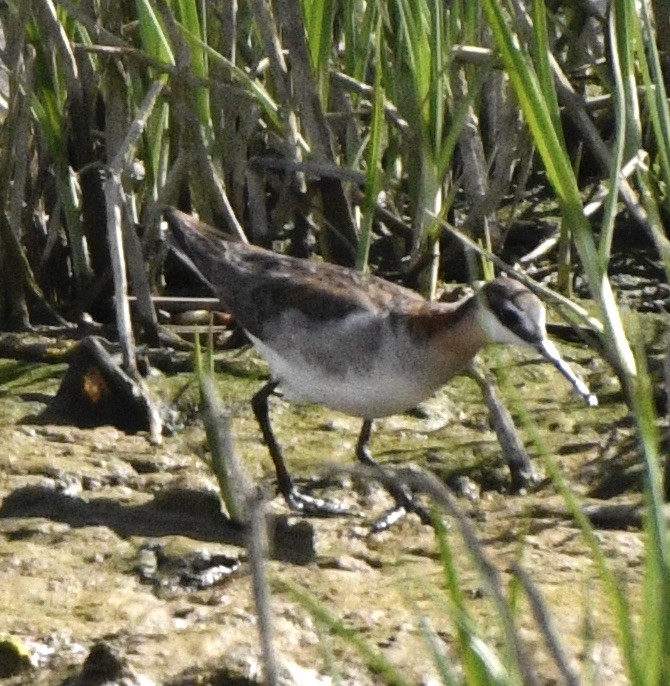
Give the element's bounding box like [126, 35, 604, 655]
[27, 336, 156, 434]
[166, 667, 259, 686]
[0, 485, 316, 565]
[17, 392, 54, 404]
[164, 669, 258, 686]
[584, 422, 670, 501]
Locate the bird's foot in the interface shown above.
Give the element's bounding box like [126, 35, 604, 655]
[284, 488, 349, 517]
[369, 490, 431, 533]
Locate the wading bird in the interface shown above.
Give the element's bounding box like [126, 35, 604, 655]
[165, 208, 596, 529]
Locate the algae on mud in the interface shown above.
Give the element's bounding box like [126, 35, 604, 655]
[0, 341, 640, 684]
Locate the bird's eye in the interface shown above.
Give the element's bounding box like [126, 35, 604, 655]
[500, 303, 522, 328]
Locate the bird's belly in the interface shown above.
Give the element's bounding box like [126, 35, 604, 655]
[247, 332, 437, 418]
[283, 367, 431, 417]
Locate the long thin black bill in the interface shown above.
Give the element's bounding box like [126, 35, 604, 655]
[538, 340, 598, 407]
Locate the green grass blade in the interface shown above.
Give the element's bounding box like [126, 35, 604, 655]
[303, 0, 336, 104]
[433, 516, 515, 685]
[481, 0, 573, 202]
[135, 0, 175, 78]
[628, 326, 670, 685]
[276, 578, 414, 686]
[636, 0, 670, 216]
[532, 429, 643, 683]
[611, 0, 641, 158]
[530, 0, 562, 136]
[416, 614, 459, 686]
[482, 0, 637, 383]
[355, 18, 384, 270]
[341, 0, 376, 80]
[435, 60, 494, 182]
[177, 24, 282, 130]
[598, 6, 627, 262]
[172, 0, 211, 126]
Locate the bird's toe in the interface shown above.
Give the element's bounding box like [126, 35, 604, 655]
[284, 489, 349, 517]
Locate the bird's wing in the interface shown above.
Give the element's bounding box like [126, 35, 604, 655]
[165, 207, 428, 340]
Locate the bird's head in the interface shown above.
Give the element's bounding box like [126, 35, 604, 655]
[476, 276, 597, 407]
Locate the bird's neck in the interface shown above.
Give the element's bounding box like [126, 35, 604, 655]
[406, 296, 489, 380]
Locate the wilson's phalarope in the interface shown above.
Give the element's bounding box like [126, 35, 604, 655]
[165, 208, 596, 528]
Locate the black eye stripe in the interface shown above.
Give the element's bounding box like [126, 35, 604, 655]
[482, 279, 545, 345]
[501, 299, 521, 314]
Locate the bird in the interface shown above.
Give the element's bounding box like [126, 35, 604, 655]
[164, 207, 597, 528]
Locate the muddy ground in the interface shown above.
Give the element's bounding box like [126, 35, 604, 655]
[0, 332, 654, 685]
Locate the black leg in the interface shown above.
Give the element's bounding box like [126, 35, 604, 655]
[354, 419, 375, 466]
[251, 381, 346, 516]
[355, 420, 431, 531]
[251, 381, 292, 495]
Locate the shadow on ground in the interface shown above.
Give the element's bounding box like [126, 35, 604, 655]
[0, 485, 316, 565]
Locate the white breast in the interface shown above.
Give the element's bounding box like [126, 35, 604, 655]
[246, 319, 441, 418]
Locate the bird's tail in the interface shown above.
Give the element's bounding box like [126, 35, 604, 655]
[163, 207, 238, 298]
